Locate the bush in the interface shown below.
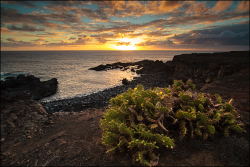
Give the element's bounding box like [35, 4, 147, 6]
[100, 79, 244, 166]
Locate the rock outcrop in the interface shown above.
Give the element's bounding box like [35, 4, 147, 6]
[170, 51, 249, 85]
[1, 74, 58, 102]
[89, 60, 167, 74]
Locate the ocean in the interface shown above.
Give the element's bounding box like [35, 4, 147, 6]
[1, 50, 215, 102]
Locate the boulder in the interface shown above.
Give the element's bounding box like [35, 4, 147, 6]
[122, 78, 129, 85]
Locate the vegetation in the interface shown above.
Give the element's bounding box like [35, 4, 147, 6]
[100, 79, 244, 166]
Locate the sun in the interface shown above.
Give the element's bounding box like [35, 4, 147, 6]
[116, 44, 137, 50]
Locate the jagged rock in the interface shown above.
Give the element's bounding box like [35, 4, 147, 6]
[171, 51, 249, 84]
[122, 78, 129, 85]
[1, 75, 58, 101]
[88, 64, 107, 71]
[89, 60, 168, 75]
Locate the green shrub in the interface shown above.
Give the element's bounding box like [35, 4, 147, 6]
[100, 80, 244, 166]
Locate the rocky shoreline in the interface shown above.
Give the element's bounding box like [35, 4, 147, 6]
[2, 51, 249, 115]
[40, 51, 249, 114]
[1, 51, 249, 166]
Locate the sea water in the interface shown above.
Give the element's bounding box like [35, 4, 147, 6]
[1, 50, 215, 102]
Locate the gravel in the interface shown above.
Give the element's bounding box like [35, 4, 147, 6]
[40, 72, 172, 114]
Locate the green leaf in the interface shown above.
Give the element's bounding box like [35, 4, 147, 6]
[198, 104, 204, 112]
[150, 124, 158, 129]
[214, 94, 222, 104]
[207, 125, 215, 134]
[137, 115, 143, 121]
[198, 112, 208, 124]
[229, 125, 243, 133]
[137, 84, 144, 91]
[182, 95, 190, 101]
[225, 103, 233, 110]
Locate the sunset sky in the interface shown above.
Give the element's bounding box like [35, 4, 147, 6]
[1, 1, 249, 51]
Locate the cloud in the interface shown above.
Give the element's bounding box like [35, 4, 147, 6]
[31, 38, 45, 42]
[211, 1, 233, 13]
[159, 1, 182, 13]
[1, 8, 81, 26]
[69, 37, 76, 40]
[7, 24, 45, 32]
[169, 22, 249, 46]
[46, 3, 110, 22]
[185, 1, 208, 14]
[236, 1, 249, 12]
[96, 36, 108, 44]
[6, 38, 16, 42]
[1, 39, 38, 47]
[1, 1, 38, 8]
[42, 22, 61, 28]
[116, 42, 131, 46]
[144, 30, 171, 37]
[93, 1, 184, 19]
[135, 40, 174, 46]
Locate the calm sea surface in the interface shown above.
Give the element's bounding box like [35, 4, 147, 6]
[1, 50, 215, 102]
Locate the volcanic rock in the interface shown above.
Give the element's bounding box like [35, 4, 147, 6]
[1, 75, 58, 101]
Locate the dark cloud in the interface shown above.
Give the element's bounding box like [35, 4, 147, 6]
[96, 37, 108, 44]
[47, 35, 92, 46]
[6, 38, 16, 42]
[32, 32, 56, 37]
[169, 22, 249, 45]
[116, 42, 131, 46]
[7, 24, 45, 32]
[1, 39, 38, 47]
[144, 31, 171, 37]
[46, 3, 110, 22]
[1, 1, 38, 8]
[1, 8, 81, 26]
[135, 40, 174, 46]
[31, 38, 45, 42]
[69, 37, 76, 40]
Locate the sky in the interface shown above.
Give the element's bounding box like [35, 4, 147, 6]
[1, 1, 249, 51]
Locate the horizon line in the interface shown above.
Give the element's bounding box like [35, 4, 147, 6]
[1, 49, 246, 52]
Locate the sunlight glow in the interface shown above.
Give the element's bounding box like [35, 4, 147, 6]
[116, 44, 137, 50]
[114, 38, 139, 50]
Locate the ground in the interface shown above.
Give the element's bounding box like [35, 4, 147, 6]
[1, 105, 249, 166]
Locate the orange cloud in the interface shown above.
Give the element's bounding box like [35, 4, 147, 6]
[114, 33, 124, 38]
[236, 1, 249, 12]
[185, 2, 208, 14]
[211, 1, 233, 13]
[159, 1, 182, 13]
[1, 27, 17, 34]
